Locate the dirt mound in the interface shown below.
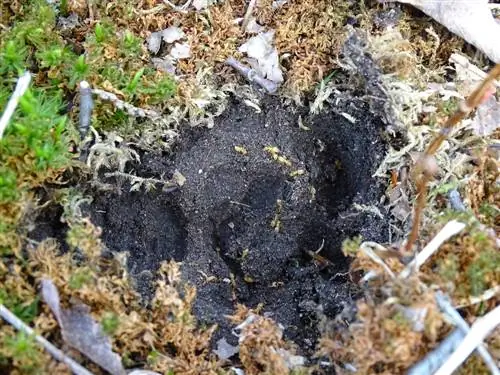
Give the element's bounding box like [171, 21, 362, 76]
[88, 95, 389, 353]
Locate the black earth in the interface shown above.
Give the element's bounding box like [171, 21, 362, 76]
[35, 94, 390, 355]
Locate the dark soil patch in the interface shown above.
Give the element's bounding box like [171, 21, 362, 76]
[86, 95, 389, 354]
[31, 94, 389, 356]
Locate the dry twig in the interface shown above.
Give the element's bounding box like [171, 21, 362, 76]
[0, 304, 94, 375]
[91, 88, 162, 120]
[360, 242, 396, 279]
[399, 220, 466, 278]
[79, 81, 94, 139]
[241, 0, 257, 31]
[456, 286, 500, 308]
[434, 305, 500, 375]
[435, 292, 499, 375]
[407, 328, 465, 375]
[162, 0, 192, 12]
[405, 64, 500, 251]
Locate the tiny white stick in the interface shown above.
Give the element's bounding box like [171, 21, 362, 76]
[0, 304, 94, 375]
[456, 285, 500, 308]
[0, 71, 31, 139]
[360, 242, 396, 279]
[434, 305, 500, 375]
[242, 0, 257, 30]
[399, 220, 466, 279]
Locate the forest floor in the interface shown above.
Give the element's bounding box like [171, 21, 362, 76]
[0, 1, 498, 374]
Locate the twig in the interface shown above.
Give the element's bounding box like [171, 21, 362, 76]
[407, 328, 465, 375]
[79, 81, 93, 139]
[436, 292, 499, 375]
[229, 200, 251, 208]
[104, 171, 178, 191]
[456, 285, 500, 308]
[225, 57, 279, 94]
[241, 0, 257, 31]
[137, 4, 167, 15]
[399, 220, 466, 279]
[360, 242, 396, 279]
[91, 88, 162, 120]
[0, 71, 31, 139]
[405, 64, 500, 252]
[0, 304, 94, 375]
[434, 305, 500, 375]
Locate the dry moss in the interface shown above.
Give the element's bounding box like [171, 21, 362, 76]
[320, 268, 449, 374]
[66, 0, 357, 97]
[229, 305, 301, 375]
[10, 223, 221, 374]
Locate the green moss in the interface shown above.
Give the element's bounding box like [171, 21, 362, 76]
[93, 22, 115, 44]
[68, 268, 93, 290]
[120, 30, 143, 57]
[101, 312, 120, 336]
[0, 168, 19, 203]
[342, 235, 363, 257]
[0, 41, 27, 75]
[0, 290, 39, 324]
[147, 350, 160, 365]
[466, 247, 499, 296]
[2, 331, 42, 374]
[437, 254, 459, 282]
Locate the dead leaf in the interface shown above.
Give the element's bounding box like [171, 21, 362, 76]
[152, 57, 177, 74]
[213, 338, 239, 361]
[469, 94, 500, 136]
[147, 32, 163, 54]
[41, 279, 126, 375]
[162, 27, 185, 44]
[170, 42, 191, 59]
[245, 18, 265, 34]
[391, 0, 500, 62]
[238, 31, 283, 83]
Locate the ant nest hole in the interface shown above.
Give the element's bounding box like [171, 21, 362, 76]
[52, 95, 389, 353]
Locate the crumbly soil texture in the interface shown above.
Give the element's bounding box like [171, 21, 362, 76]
[42, 94, 389, 355]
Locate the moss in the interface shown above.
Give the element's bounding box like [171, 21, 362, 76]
[466, 246, 499, 296]
[0, 290, 39, 324]
[342, 235, 363, 257]
[437, 253, 459, 282]
[68, 268, 94, 290]
[2, 331, 43, 374]
[100, 312, 120, 336]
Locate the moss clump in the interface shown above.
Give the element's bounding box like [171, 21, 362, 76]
[84, 20, 176, 111]
[1, 331, 44, 374]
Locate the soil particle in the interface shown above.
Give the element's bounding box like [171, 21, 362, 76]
[85, 94, 389, 353]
